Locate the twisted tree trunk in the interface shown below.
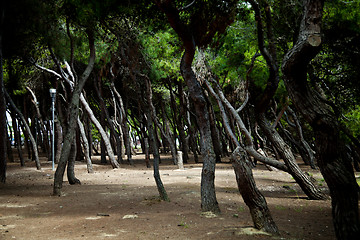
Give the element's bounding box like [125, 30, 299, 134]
[53, 30, 95, 196]
[282, 0, 360, 238]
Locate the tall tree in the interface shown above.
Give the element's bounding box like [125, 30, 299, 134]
[154, 0, 238, 212]
[282, 0, 360, 238]
[0, 5, 6, 183]
[53, 29, 96, 195]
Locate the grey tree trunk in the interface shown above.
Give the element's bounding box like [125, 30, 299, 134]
[80, 93, 120, 168]
[144, 75, 169, 201]
[5, 90, 40, 170]
[204, 74, 279, 234]
[231, 147, 279, 234]
[55, 120, 62, 164]
[53, 30, 95, 196]
[78, 118, 93, 173]
[181, 50, 220, 213]
[257, 113, 326, 200]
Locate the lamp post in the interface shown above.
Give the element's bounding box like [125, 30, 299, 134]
[49, 89, 56, 171]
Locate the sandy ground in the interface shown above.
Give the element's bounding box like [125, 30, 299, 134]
[0, 153, 340, 239]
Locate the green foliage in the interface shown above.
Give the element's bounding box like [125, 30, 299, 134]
[140, 28, 182, 80]
[342, 106, 360, 138]
[208, 15, 255, 87]
[311, 0, 360, 111]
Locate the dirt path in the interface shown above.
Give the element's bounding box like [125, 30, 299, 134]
[0, 154, 337, 239]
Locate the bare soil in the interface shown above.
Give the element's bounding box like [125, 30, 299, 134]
[0, 154, 340, 240]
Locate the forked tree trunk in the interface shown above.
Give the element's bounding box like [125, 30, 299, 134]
[53, 30, 95, 196]
[204, 76, 278, 234]
[282, 0, 360, 238]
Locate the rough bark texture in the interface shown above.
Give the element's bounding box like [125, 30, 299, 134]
[181, 51, 220, 213]
[282, 0, 360, 238]
[55, 120, 62, 164]
[80, 94, 120, 169]
[204, 78, 278, 234]
[231, 147, 279, 234]
[156, 0, 220, 213]
[257, 113, 326, 200]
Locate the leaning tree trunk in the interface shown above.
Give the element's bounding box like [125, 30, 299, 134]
[80, 93, 120, 168]
[286, 106, 316, 168]
[95, 79, 123, 164]
[257, 113, 326, 200]
[231, 147, 279, 234]
[26, 86, 50, 159]
[282, 0, 360, 238]
[78, 118, 93, 173]
[5, 90, 40, 170]
[204, 74, 279, 234]
[53, 30, 95, 196]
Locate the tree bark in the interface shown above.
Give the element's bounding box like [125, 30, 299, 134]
[231, 147, 279, 234]
[53, 30, 95, 196]
[5, 90, 40, 170]
[95, 77, 123, 164]
[26, 87, 50, 160]
[80, 93, 120, 168]
[176, 80, 189, 163]
[144, 76, 169, 201]
[78, 118, 93, 173]
[55, 119, 62, 164]
[257, 113, 326, 200]
[204, 76, 278, 233]
[67, 139, 81, 184]
[286, 106, 316, 168]
[282, 0, 360, 238]
[11, 112, 24, 166]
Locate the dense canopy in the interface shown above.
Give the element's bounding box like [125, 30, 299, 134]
[0, 0, 359, 239]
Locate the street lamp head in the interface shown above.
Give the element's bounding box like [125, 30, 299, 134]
[49, 88, 56, 99]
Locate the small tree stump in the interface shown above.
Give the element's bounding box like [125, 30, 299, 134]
[177, 151, 184, 170]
